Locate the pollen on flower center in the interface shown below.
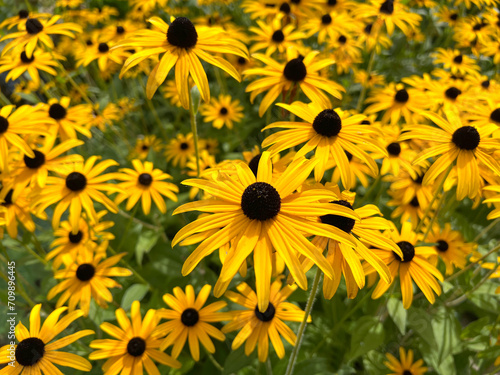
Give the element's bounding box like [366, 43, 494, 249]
[445, 87, 461, 100]
[452, 126, 480, 150]
[24, 150, 45, 169]
[49, 103, 67, 120]
[181, 308, 199, 326]
[69, 230, 83, 244]
[489, 108, 500, 123]
[26, 18, 44, 34]
[320, 200, 356, 234]
[283, 57, 307, 82]
[98, 43, 109, 53]
[394, 89, 409, 103]
[127, 337, 146, 357]
[312, 109, 342, 137]
[0, 116, 9, 134]
[66, 172, 87, 192]
[138, 173, 153, 186]
[321, 14, 332, 25]
[248, 153, 262, 176]
[272, 30, 285, 42]
[436, 240, 449, 252]
[386, 142, 401, 156]
[167, 17, 198, 49]
[255, 302, 275, 321]
[20, 51, 35, 63]
[76, 263, 95, 281]
[15, 337, 45, 366]
[394, 241, 415, 262]
[219, 107, 228, 115]
[241, 182, 281, 221]
[379, 0, 394, 14]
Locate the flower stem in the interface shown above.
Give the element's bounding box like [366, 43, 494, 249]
[284, 269, 322, 375]
[473, 218, 500, 243]
[188, 88, 201, 177]
[356, 48, 377, 113]
[205, 349, 224, 372]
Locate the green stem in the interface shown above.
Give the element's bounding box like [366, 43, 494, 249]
[421, 189, 450, 242]
[284, 269, 322, 375]
[473, 218, 500, 243]
[0, 91, 12, 105]
[444, 243, 500, 283]
[116, 205, 139, 252]
[356, 48, 376, 113]
[414, 164, 453, 234]
[108, 245, 152, 291]
[445, 266, 497, 307]
[265, 358, 273, 375]
[188, 88, 201, 177]
[205, 350, 224, 372]
[138, 78, 168, 141]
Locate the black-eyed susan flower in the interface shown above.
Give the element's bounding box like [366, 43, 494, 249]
[262, 101, 384, 188]
[0, 10, 49, 30]
[0, 49, 63, 88]
[48, 243, 132, 315]
[364, 83, 428, 125]
[115, 159, 178, 215]
[432, 48, 480, 76]
[301, 10, 360, 44]
[249, 18, 305, 56]
[0, 186, 36, 239]
[116, 16, 248, 107]
[0, 104, 51, 171]
[244, 50, 344, 117]
[368, 221, 444, 309]
[133, 135, 163, 160]
[155, 285, 229, 361]
[164, 133, 195, 167]
[483, 185, 500, 220]
[77, 40, 130, 72]
[222, 279, 308, 362]
[426, 223, 474, 275]
[9, 135, 83, 200]
[399, 109, 500, 200]
[31, 156, 121, 233]
[89, 301, 181, 373]
[0, 304, 93, 373]
[385, 347, 428, 375]
[44, 97, 93, 140]
[300, 185, 400, 299]
[172, 152, 359, 311]
[200, 94, 243, 130]
[1, 16, 82, 58]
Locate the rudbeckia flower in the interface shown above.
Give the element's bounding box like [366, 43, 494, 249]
[249, 18, 305, 56]
[0, 104, 51, 171]
[368, 221, 444, 309]
[0, 304, 93, 374]
[399, 109, 500, 200]
[43, 97, 93, 140]
[172, 152, 359, 311]
[155, 285, 230, 361]
[77, 40, 130, 72]
[432, 48, 480, 76]
[301, 10, 360, 44]
[385, 347, 428, 375]
[261, 101, 384, 187]
[115, 159, 178, 215]
[0, 10, 49, 30]
[89, 301, 181, 373]
[48, 243, 132, 315]
[116, 16, 248, 107]
[0, 15, 82, 58]
[222, 279, 309, 362]
[164, 133, 195, 167]
[31, 156, 121, 233]
[200, 94, 244, 129]
[0, 49, 63, 87]
[426, 223, 474, 275]
[244, 50, 344, 117]
[133, 135, 163, 160]
[0, 187, 36, 239]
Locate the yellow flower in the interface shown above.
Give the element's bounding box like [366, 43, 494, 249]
[164, 133, 195, 167]
[385, 347, 428, 375]
[200, 94, 243, 129]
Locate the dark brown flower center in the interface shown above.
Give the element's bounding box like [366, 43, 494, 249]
[445, 87, 461, 100]
[322, 14, 332, 25]
[379, 0, 394, 14]
[279, 2, 291, 14]
[338, 35, 347, 44]
[98, 43, 109, 53]
[219, 107, 228, 115]
[490, 108, 500, 123]
[0, 116, 9, 134]
[127, 337, 146, 356]
[452, 126, 480, 150]
[23, 150, 45, 169]
[272, 30, 285, 42]
[2, 189, 13, 206]
[69, 230, 83, 244]
[386, 142, 401, 156]
[320, 200, 355, 234]
[436, 240, 449, 252]
[19, 9, 29, 18]
[116, 25, 125, 34]
[76, 263, 95, 281]
[15, 337, 45, 366]
[26, 18, 43, 34]
[20, 51, 35, 63]
[393, 241, 415, 262]
[283, 57, 307, 82]
[241, 182, 281, 221]
[180, 142, 189, 150]
[453, 54, 463, 64]
[394, 89, 409, 103]
[65, 172, 87, 191]
[255, 302, 275, 321]
[181, 308, 199, 326]
[312, 109, 342, 137]
[167, 17, 198, 49]
[138, 173, 153, 186]
[49, 103, 67, 120]
[248, 153, 262, 177]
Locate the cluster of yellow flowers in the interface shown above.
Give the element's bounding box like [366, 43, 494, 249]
[1, 0, 500, 373]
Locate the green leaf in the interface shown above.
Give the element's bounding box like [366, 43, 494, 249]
[222, 346, 255, 375]
[121, 284, 149, 311]
[135, 229, 161, 265]
[386, 297, 407, 334]
[407, 308, 436, 349]
[348, 316, 385, 360]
